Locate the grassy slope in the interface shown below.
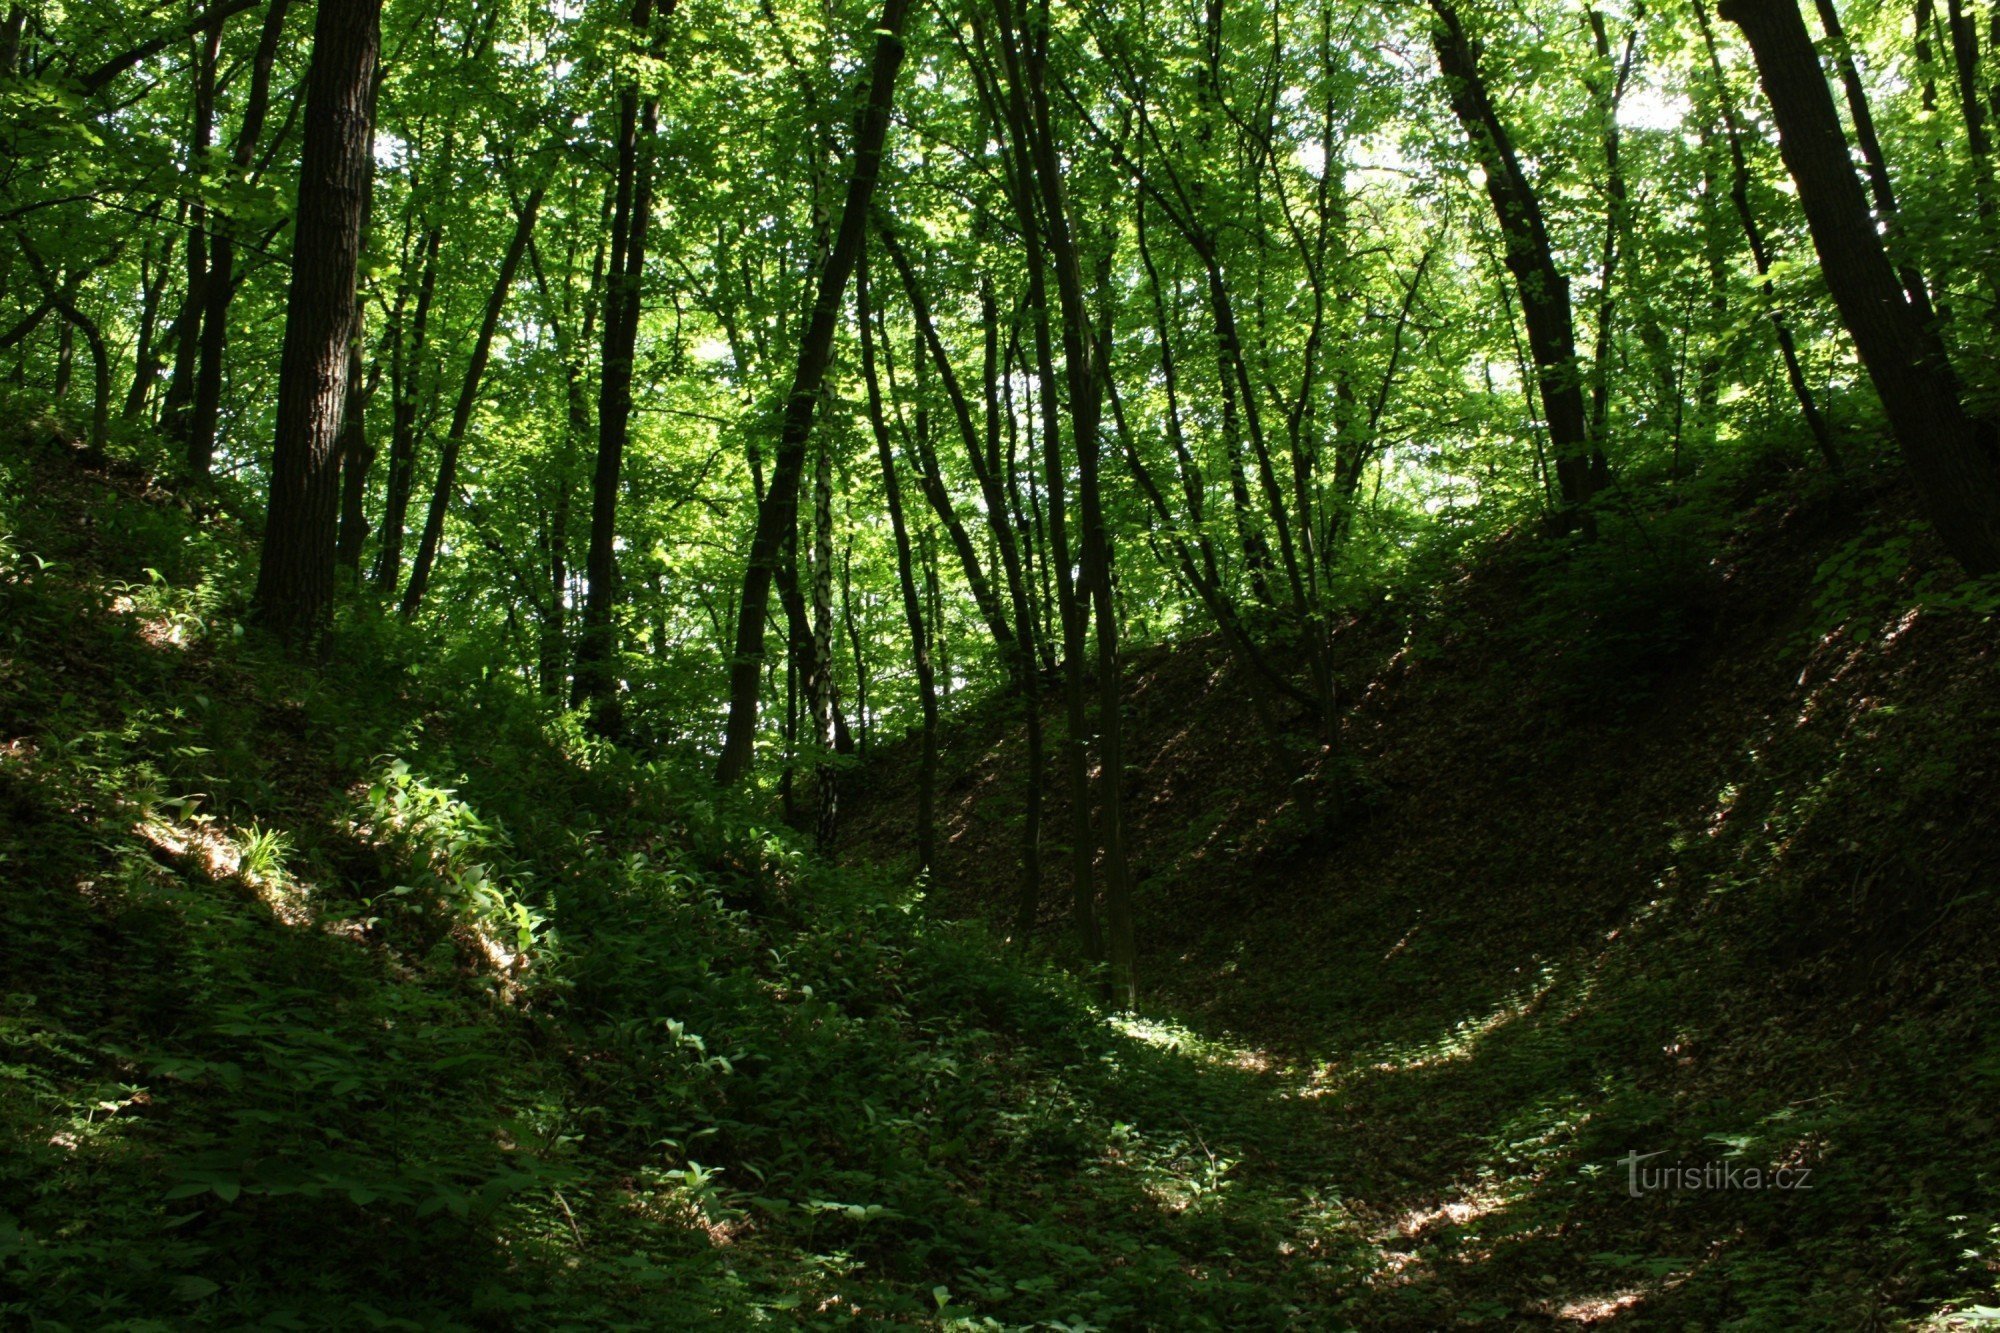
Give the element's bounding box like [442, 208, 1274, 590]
[842, 453, 2000, 1329]
[0, 431, 1396, 1330]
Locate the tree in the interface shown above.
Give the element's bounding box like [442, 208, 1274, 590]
[714, 0, 914, 784]
[1724, 0, 2000, 573]
[1431, 0, 1605, 525]
[250, 0, 383, 643]
[574, 0, 672, 738]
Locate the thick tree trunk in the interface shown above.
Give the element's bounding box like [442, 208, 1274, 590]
[250, 0, 382, 643]
[714, 0, 911, 784]
[1725, 0, 2000, 573]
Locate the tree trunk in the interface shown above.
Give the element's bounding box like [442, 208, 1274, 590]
[189, 0, 293, 475]
[250, 0, 382, 643]
[714, 0, 912, 784]
[400, 179, 546, 616]
[808, 426, 840, 847]
[167, 14, 224, 469]
[1693, 0, 1836, 466]
[335, 314, 374, 573]
[125, 224, 177, 421]
[1725, 0, 2000, 573]
[1432, 0, 1604, 522]
[574, 0, 673, 737]
[861, 263, 938, 871]
[373, 210, 441, 593]
[1811, 0, 1938, 321]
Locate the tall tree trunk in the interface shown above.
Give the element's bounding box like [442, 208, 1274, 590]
[189, 0, 293, 475]
[808, 427, 840, 847]
[1694, 0, 1836, 466]
[251, 0, 383, 643]
[1432, 0, 1604, 523]
[880, 226, 1046, 929]
[714, 0, 912, 783]
[167, 13, 224, 468]
[400, 179, 546, 616]
[125, 223, 178, 421]
[574, 0, 673, 737]
[1584, 9, 1636, 443]
[335, 312, 374, 572]
[840, 543, 869, 756]
[374, 208, 442, 592]
[985, 0, 1101, 967]
[995, 0, 1134, 996]
[1811, 0, 1938, 320]
[1725, 0, 2000, 573]
[528, 218, 607, 701]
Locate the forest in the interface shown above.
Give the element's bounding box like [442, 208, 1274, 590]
[4, 0, 2000, 1324]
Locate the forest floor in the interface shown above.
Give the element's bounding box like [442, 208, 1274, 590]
[5, 421, 2000, 1330]
[842, 450, 2000, 1329]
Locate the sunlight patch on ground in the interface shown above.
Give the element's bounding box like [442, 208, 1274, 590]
[1551, 1287, 1650, 1322]
[131, 815, 319, 927]
[1301, 970, 1560, 1095]
[134, 815, 241, 881]
[1109, 1014, 1283, 1075]
[1383, 1184, 1510, 1243]
[107, 592, 196, 651]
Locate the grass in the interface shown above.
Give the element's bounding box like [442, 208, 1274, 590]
[0, 432, 1392, 1329]
[7, 427, 2000, 1329]
[842, 447, 2000, 1329]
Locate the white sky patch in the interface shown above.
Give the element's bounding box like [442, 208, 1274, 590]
[1618, 85, 1690, 133]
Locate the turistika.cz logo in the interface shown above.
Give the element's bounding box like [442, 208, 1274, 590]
[1617, 1150, 1814, 1197]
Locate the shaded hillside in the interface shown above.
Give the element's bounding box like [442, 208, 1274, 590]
[0, 433, 1392, 1329]
[843, 458, 2000, 1328]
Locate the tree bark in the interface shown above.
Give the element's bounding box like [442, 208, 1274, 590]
[166, 14, 223, 468]
[124, 223, 177, 421]
[859, 259, 939, 870]
[1693, 0, 1837, 467]
[373, 205, 442, 593]
[1725, 0, 2000, 573]
[1810, 0, 1938, 320]
[189, 0, 294, 474]
[574, 0, 673, 737]
[1432, 0, 1604, 521]
[400, 179, 546, 616]
[335, 313, 374, 573]
[714, 0, 912, 784]
[250, 0, 382, 643]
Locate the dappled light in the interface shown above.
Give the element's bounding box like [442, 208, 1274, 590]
[10, 0, 2000, 1322]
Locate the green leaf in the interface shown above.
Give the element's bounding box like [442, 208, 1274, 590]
[173, 1275, 221, 1301]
